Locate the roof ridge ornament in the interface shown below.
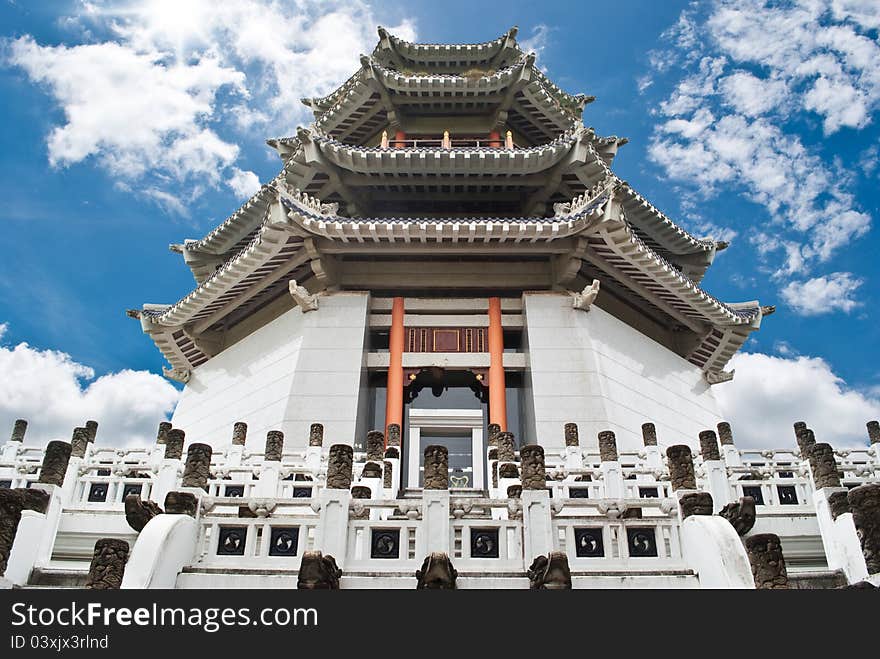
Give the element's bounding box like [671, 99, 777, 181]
[289, 280, 319, 313]
[573, 279, 601, 312]
[705, 370, 735, 385]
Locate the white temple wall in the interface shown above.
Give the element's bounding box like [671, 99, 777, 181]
[171, 292, 370, 448]
[522, 292, 722, 451]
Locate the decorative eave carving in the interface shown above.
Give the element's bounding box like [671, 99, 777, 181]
[705, 369, 735, 385]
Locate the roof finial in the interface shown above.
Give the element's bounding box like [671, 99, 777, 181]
[442, 130, 451, 150]
[377, 25, 389, 40]
[505, 130, 513, 150]
[507, 26, 519, 40]
[381, 130, 389, 149]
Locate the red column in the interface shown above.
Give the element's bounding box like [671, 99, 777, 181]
[394, 130, 406, 148]
[487, 297, 507, 430]
[385, 297, 405, 441]
[488, 131, 501, 148]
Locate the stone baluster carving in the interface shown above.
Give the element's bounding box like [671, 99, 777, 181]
[866, 420, 880, 445]
[387, 423, 401, 448]
[0, 489, 50, 574]
[507, 484, 523, 498]
[366, 430, 385, 462]
[847, 483, 880, 574]
[10, 419, 27, 443]
[383, 461, 393, 488]
[745, 533, 789, 589]
[423, 445, 449, 490]
[70, 427, 89, 459]
[564, 423, 579, 447]
[719, 497, 757, 535]
[794, 423, 815, 460]
[156, 421, 172, 445]
[598, 430, 618, 462]
[487, 423, 501, 447]
[327, 445, 353, 490]
[827, 490, 851, 520]
[666, 445, 696, 491]
[85, 420, 99, 443]
[232, 422, 248, 446]
[699, 430, 721, 461]
[309, 423, 324, 447]
[164, 429, 185, 460]
[85, 539, 129, 590]
[181, 444, 212, 491]
[37, 441, 72, 487]
[641, 422, 657, 447]
[717, 422, 734, 446]
[264, 431, 284, 462]
[808, 443, 842, 489]
[520, 445, 546, 490]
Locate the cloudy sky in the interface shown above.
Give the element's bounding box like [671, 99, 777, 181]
[1, 0, 878, 449]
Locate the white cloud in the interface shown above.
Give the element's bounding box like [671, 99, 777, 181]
[226, 167, 260, 198]
[521, 24, 551, 60]
[780, 272, 864, 315]
[3, 1, 418, 213]
[715, 351, 879, 449]
[647, 0, 874, 286]
[0, 325, 180, 446]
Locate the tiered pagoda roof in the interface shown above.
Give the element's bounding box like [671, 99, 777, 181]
[133, 27, 769, 385]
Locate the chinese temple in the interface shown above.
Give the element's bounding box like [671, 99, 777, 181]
[1, 27, 879, 590]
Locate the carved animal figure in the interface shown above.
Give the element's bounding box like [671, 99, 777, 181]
[572, 279, 600, 311]
[718, 496, 757, 536]
[124, 494, 163, 532]
[297, 551, 342, 589]
[527, 552, 572, 589]
[415, 552, 458, 589]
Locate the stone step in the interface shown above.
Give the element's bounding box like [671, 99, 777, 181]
[27, 567, 90, 588]
[787, 570, 848, 589]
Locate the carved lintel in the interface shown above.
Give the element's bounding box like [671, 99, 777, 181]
[572, 279, 600, 311]
[705, 369, 735, 385]
[289, 279, 319, 313]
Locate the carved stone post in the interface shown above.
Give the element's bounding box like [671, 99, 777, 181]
[326, 445, 353, 490]
[527, 552, 572, 589]
[38, 441, 72, 487]
[0, 489, 23, 575]
[867, 420, 880, 445]
[350, 485, 371, 519]
[666, 445, 696, 491]
[264, 431, 284, 462]
[809, 443, 842, 489]
[717, 421, 742, 466]
[70, 427, 89, 459]
[423, 445, 449, 490]
[699, 430, 728, 511]
[563, 422, 582, 469]
[156, 421, 172, 445]
[387, 423, 401, 448]
[598, 430, 618, 462]
[679, 492, 713, 518]
[85, 539, 129, 590]
[304, 423, 323, 473]
[641, 422, 663, 470]
[164, 429, 185, 460]
[85, 420, 99, 443]
[564, 423, 579, 447]
[309, 423, 324, 447]
[598, 430, 623, 498]
[496, 432, 515, 462]
[182, 444, 212, 491]
[848, 483, 880, 575]
[520, 445, 546, 490]
[10, 419, 27, 443]
[124, 495, 162, 532]
[745, 533, 789, 589]
[383, 461, 393, 489]
[641, 423, 657, 446]
[794, 424, 815, 460]
[232, 422, 248, 446]
[366, 430, 385, 462]
[297, 552, 342, 589]
[487, 423, 501, 447]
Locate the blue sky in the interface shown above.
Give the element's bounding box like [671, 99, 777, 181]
[1, 0, 879, 448]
